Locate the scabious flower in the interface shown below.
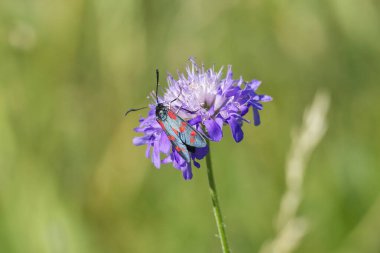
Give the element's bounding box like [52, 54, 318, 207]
[133, 58, 272, 180]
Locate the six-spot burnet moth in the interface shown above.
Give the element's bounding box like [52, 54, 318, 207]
[125, 69, 207, 163]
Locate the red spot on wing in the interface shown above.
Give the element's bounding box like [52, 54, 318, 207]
[190, 137, 195, 143]
[168, 135, 176, 141]
[172, 127, 179, 135]
[179, 121, 189, 132]
[190, 131, 196, 136]
[157, 120, 166, 130]
[167, 111, 177, 119]
[175, 146, 182, 152]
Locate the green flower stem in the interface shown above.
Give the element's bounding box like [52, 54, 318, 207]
[205, 139, 231, 253]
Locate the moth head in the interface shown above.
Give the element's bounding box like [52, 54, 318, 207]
[156, 103, 168, 120]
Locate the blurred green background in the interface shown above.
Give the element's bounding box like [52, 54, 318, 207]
[1, 0, 380, 252]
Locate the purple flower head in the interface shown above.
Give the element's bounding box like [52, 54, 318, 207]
[133, 58, 272, 180]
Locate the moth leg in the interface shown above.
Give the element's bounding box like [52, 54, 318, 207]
[168, 87, 183, 109]
[176, 105, 182, 114]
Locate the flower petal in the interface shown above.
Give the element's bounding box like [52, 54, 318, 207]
[172, 151, 187, 169]
[214, 95, 227, 111]
[204, 118, 223, 142]
[215, 117, 224, 129]
[161, 155, 172, 164]
[247, 80, 261, 90]
[133, 136, 149, 146]
[228, 118, 244, 142]
[249, 100, 263, 110]
[182, 163, 193, 180]
[159, 133, 171, 153]
[152, 141, 161, 168]
[188, 115, 202, 126]
[253, 108, 261, 126]
[192, 146, 209, 160]
[240, 105, 249, 116]
[260, 95, 273, 102]
[145, 143, 151, 158]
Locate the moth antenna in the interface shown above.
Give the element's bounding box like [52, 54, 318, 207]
[168, 87, 183, 109]
[156, 69, 159, 104]
[124, 107, 148, 116]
